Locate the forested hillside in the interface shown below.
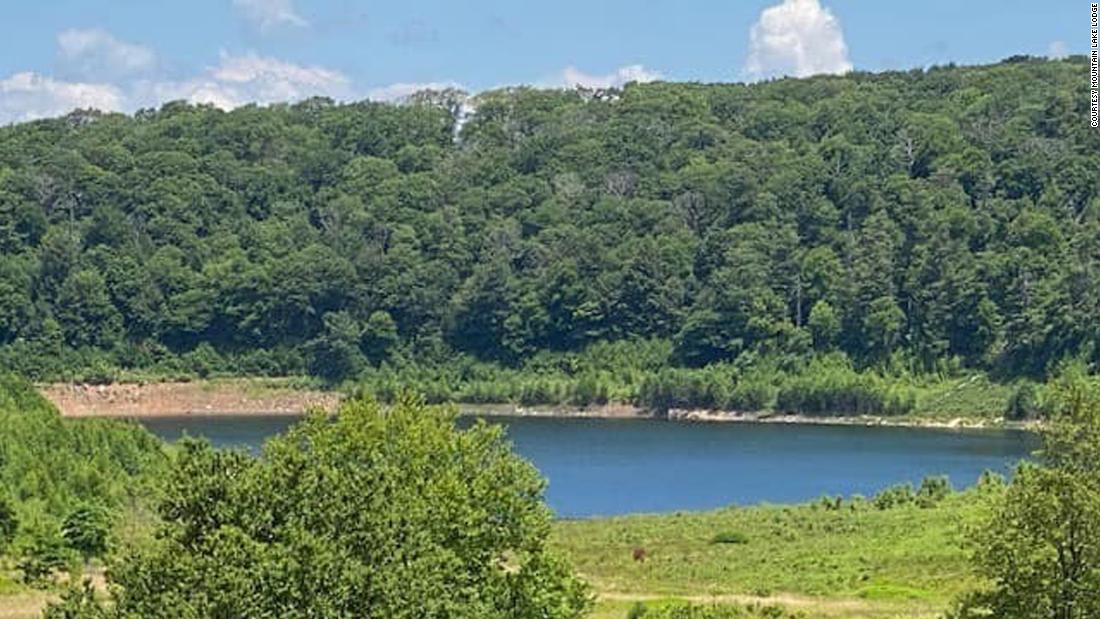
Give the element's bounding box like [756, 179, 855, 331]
[0, 56, 1096, 392]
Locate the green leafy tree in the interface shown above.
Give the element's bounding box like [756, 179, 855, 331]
[959, 368, 1100, 618]
[807, 300, 841, 351]
[0, 495, 17, 551]
[79, 395, 590, 618]
[361, 310, 399, 364]
[864, 296, 905, 361]
[304, 310, 365, 382]
[17, 524, 72, 586]
[62, 504, 111, 562]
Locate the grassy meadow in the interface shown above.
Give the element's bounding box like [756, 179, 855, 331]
[552, 491, 990, 618]
[1, 489, 987, 619]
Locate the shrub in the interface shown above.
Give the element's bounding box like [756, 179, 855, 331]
[915, 476, 952, 508]
[571, 373, 610, 406]
[709, 531, 749, 545]
[44, 580, 110, 619]
[62, 504, 111, 562]
[18, 525, 72, 586]
[975, 470, 1006, 494]
[1005, 381, 1042, 420]
[637, 368, 733, 412]
[727, 378, 775, 411]
[873, 483, 915, 510]
[774, 363, 916, 417]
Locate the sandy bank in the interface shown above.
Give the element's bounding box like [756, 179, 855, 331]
[41, 380, 341, 418]
[41, 380, 1031, 431]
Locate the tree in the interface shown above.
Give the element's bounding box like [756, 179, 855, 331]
[864, 296, 905, 361]
[304, 311, 365, 382]
[0, 496, 17, 551]
[55, 268, 121, 348]
[0, 58, 1094, 382]
[75, 395, 590, 618]
[17, 524, 72, 586]
[62, 504, 111, 563]
[959, 368, 1100, 618]
[361, 310, 399, 364]
[807, 300, 840, 351]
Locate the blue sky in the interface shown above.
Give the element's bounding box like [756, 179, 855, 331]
[0, 0, 1085, 124]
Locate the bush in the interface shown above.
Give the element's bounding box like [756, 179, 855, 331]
[0, 496, 15, 545]
[915, 476, 952, 508]
[1004, 381, 1041, 420]
[637, 368, 733, 412]
[18, 525, 72, 586]
[975, 470, 1006, 494]
[709, 531, 749, 545]
[774, 360, 915, 417]
[45, 581, 110, 619]
[727, 378, 775, 411]
[570, 373, 610, 406]
[181, 343, 225, 379]
[62, 504, 111, 561]
[873, 483, 915, 510]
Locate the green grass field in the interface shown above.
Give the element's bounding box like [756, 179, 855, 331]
[552, 492, 988, 618]
[0, 492, 990, 619]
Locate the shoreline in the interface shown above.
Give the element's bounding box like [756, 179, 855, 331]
[40, 380, 1035, 431]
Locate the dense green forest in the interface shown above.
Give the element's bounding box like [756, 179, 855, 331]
[1, 56, 1096, 412]
[0, 373, 165, 584]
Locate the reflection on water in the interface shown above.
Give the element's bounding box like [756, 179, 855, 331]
[136, 414, 1037, 518]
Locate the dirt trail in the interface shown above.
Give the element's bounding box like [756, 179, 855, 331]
[597, 591, 938, 617]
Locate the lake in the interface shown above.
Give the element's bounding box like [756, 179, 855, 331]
[136, 415, 1037, 518]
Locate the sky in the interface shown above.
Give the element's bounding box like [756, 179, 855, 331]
[0, 0, 1085, 124]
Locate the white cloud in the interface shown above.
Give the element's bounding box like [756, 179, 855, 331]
[57, 29, 156, 80]
[232, 0, 308, 32]
[745, 0, 852, 78]
[543, 64, 662, 89]
[136, 52, 350, 109]
[367, 80, 466, 102]
[2, 25, 668, 126]
[1048, 40, 1069, 59]
[0, 72, 124, 124]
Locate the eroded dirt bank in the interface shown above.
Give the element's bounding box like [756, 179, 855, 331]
[42, 380, 341, 417]
[40, 380, 1029, 430]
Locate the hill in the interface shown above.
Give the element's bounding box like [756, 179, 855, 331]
[0, 57, 1095, 408]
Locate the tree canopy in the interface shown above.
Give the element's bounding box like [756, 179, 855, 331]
[48, 395, 590, 618]
[961, 366, 1100, 618]
[0, 56, 1096, 383]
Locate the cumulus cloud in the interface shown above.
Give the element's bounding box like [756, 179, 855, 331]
[1048, 40, 1069, 59]
[135, 52, 350, 109]
[745, 0, 852, 78]
[1, 24, 668, 125]
[233, 0, 308, 32]
[0, 45, 351, 124]
[543, 64, 662, 89]
[57, 29, 156, 80]
[0, 72, 124, 124]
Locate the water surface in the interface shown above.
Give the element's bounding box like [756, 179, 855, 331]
[136, 414, 1036, 517]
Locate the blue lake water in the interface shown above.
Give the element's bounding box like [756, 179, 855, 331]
[135, 415, 1037, 518]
